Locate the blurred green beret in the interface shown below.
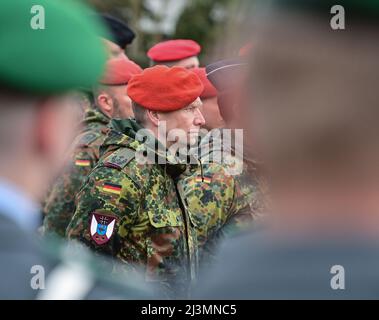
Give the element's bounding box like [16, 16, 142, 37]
[0, 0, 108, 94]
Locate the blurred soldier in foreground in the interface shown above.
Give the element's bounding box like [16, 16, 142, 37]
[43, 58, 142, 237]
[197, 0, 379, 299]
[0, 0, 150, 299]
[67, 66, 205, 298]
[148, 39, 201, 69]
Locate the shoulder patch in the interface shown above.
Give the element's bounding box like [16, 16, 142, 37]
[90, 212, 117, 245]
[77, 131, 101, 147]
[103, 147, 136, 170]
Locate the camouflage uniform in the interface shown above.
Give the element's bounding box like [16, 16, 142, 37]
[182, 129, 265, 264]
[43, 107, 110, 236]
[66, 118, 198, 298]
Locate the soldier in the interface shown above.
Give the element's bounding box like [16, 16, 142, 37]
[204, 58, 266, 216]
[99, 14, 136, 59]
[43, 57, 142, 237]
[73, 14, 137, 118]
[147, 39, 201, 69]
[178, 66, 261, 266]
[191, 67, 224, 130]
[0, 0, 150, 299]
[66, 65, 205, 298]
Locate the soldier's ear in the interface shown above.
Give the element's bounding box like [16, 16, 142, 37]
[146, 110, 160, 127]
[97, 93, 113, 117]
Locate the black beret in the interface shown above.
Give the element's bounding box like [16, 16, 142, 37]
[100, 14, 136, 48]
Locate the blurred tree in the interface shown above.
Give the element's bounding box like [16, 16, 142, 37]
[84, 0, 244, 66]
[85, 0, 161, 67]
[174, 0, 241, 64]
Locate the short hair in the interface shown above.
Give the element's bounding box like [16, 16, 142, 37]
[131, 100, 148, 125]
[92, 84, 111, 99]
[149, 60, 178, 68]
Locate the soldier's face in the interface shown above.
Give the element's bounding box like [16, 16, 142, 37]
[109, 85, 134, 119]
[158, 97, 205, 147]
[200, 97, 225, 130]
[171, 57, 200, 69]
[102, 38, 128, 59]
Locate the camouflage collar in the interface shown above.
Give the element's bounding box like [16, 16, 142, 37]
[82, 107, 110, 128]
[107, 118, 199, 177]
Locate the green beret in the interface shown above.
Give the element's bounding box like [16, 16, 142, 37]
[0, 0, 108, 93]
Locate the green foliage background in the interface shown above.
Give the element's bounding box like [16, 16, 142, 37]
[85, 0, 245, 67]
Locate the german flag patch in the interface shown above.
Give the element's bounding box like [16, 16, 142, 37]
[195, 176, 212, 184]
[102, 182, 122, 195]
[75, 159, 91, 167]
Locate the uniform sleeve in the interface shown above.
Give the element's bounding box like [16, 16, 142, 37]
[221, 174, 257, 238]
[66, 165, 142, 260]
[42, 146, 98, 237]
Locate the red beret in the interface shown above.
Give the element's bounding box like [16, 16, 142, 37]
[147, 39, 201, 62]
[127, 65, 204, 112]
[191, 68, 218, 99]
[100, 57, 143, 85]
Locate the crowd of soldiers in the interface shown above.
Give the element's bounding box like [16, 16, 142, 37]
[2, 0, 379, 300]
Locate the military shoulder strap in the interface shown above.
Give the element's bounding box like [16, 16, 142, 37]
[103, 147, 136, 170]
[76, 130, 102, 147]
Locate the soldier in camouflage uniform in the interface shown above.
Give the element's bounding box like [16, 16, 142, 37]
[66, 66, 206, 298]
[43, 58, 142, 236]
[181, 129, 263, 266]
[178, 67, 265, 265]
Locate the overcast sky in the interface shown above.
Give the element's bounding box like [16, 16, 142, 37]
[140, 0, 187, 34]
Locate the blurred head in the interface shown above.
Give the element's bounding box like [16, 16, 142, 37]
[101, 38, 127, 59]
[205, 59, 248, 128]
[0, 0, 108, 200]
[241, 1, 379, 233]
[0, 91, 80, 199]
[99, 14, 136, 59]
[200, 97, 224, 130]
[191, 67, 223, 129]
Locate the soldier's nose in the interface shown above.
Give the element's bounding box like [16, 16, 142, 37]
[194, 108, 206, 126]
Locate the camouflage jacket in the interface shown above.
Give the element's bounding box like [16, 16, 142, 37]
[42, 108, 110, 237]
[66, 119, 199, 298]
[183, 129, 265, 263]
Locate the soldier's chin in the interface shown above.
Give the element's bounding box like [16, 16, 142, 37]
[187, 135, 198, 147]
